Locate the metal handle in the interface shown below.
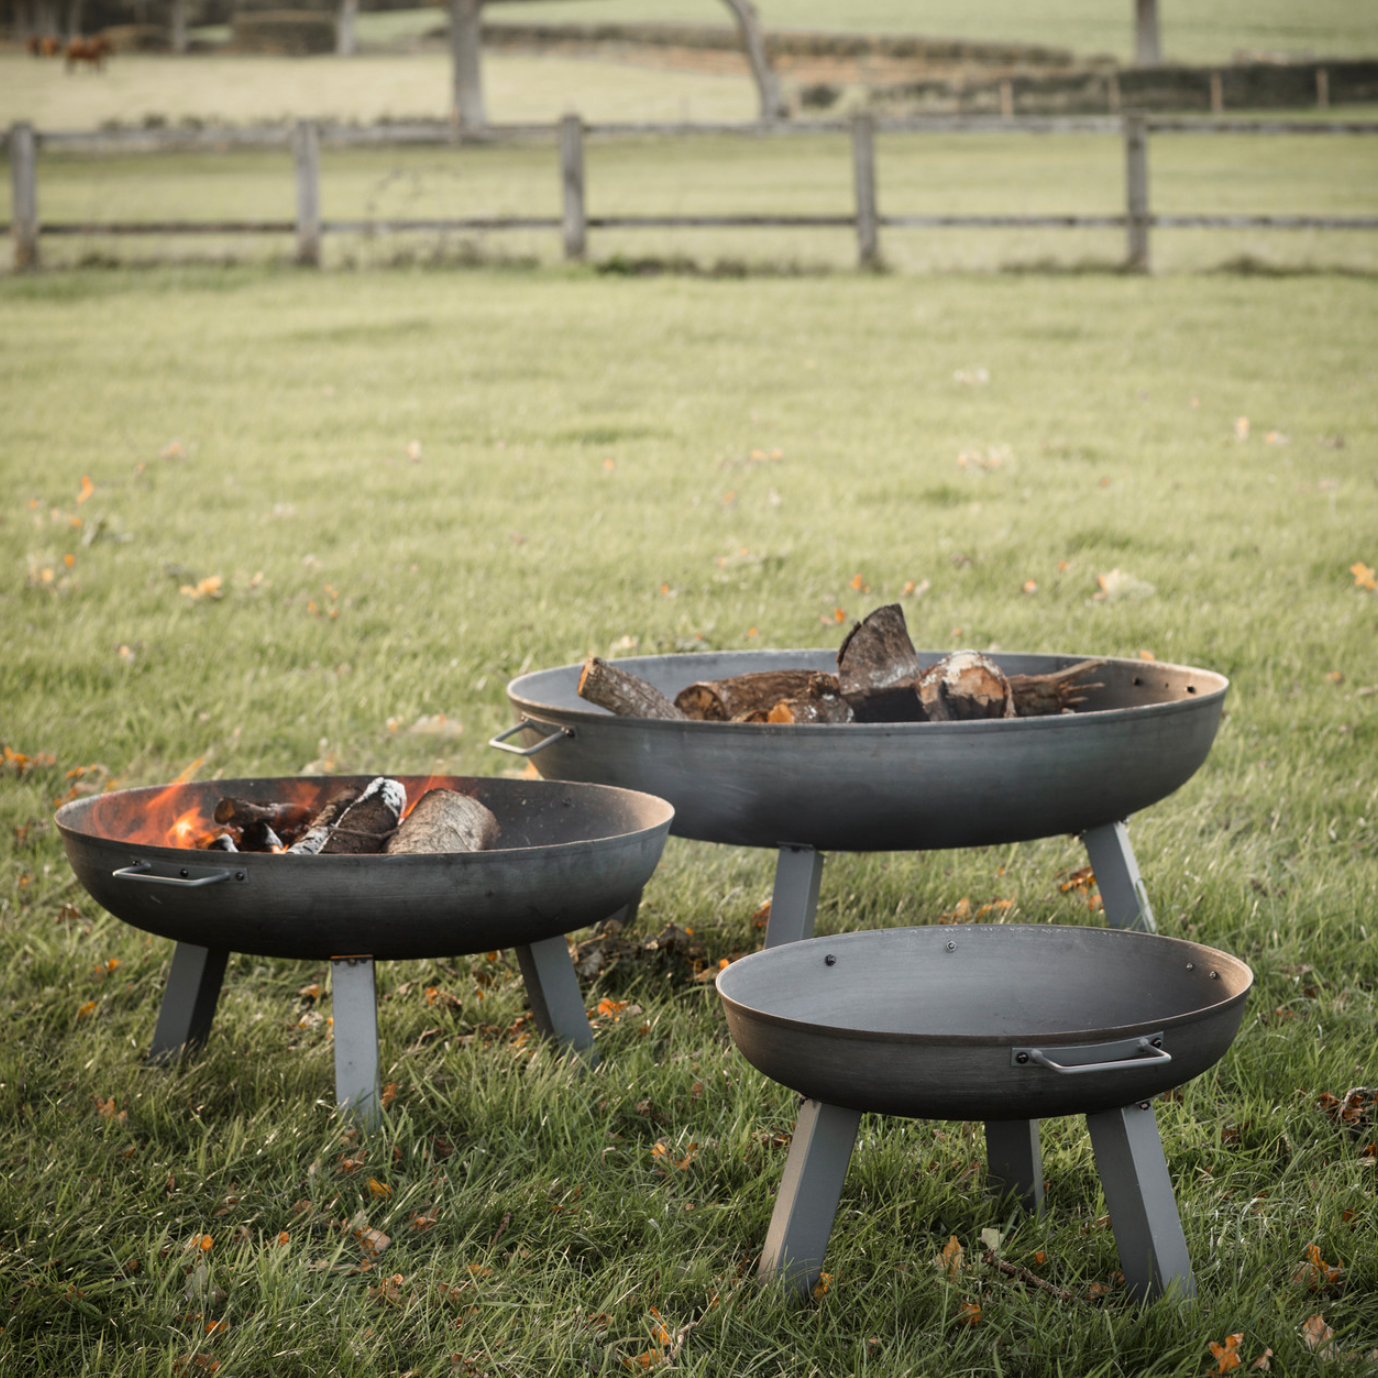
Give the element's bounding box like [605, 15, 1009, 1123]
[488, 718, 573, 757]
[1012, 1033, 1169, 1076]
[114, 862, 238, 888]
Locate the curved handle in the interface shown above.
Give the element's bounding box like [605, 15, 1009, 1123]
[488, 718, 574, 757]
[1012, 1034, 1169, 1076]
[114, 862, 236, 888]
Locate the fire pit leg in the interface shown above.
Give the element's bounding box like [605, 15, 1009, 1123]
[1081, 820, 1156, 933]
[764, 844, 825, 948]
[149, 942, 229, 1063]
[984, 1119, 1044, 1216]
[757, 1099, 861, 1297]
[515, 936, 597, 1063]
[331, 956, 380, 1126]
[1085, 1101, 1195, 1302]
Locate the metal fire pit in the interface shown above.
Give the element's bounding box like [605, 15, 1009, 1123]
[717, 926, 1253, 1302]
[57, 774, 673, 1119]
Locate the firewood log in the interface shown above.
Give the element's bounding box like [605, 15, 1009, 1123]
[1007, 659, 1105, 717]
[836, 603, 923, 722]
[765, 693, 855, 724]
[320, 777, 407, 855]
[385, 789, 500, 855]
[206, 833, 238, 852]
[239, 820, 284, 853]
[916, 651, 1016, 722]
[578, 656, 685, 720]
[213, 796, 313, 836]
[674, 669, 841, 722]
[286, 786, 362, 854]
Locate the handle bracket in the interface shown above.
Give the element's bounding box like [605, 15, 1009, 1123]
[488, 718, 574, 757]
[114, 860, 242, 888]
[1012, 1032, 1169, 1076]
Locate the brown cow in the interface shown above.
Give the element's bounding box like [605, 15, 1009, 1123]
[65, 35, 111, 70]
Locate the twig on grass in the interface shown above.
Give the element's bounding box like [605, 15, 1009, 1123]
[982, 1250, 1081, 1304]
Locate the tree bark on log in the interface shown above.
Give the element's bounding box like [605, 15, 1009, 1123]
[579, 656, 685, 720]
[320, 777, 407, 855]
[837, 603, 923, 722]
[916, 650, 1016, 722]
[1007, 659, 1105, 716]
[766, 693, 854, 724]
[675, 669, 841, 721]
[386, 788, 499, 854]
[286, 786, 362, 855]
[214, 796, 313, 836]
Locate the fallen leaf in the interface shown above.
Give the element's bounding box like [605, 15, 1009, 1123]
[953, 1301, 981, 1327]
[1207, 1333, 1244, 1374]
[1234, 417, 1250, 441]
[367, 1178, 392, 1200]
[368, 1272, 406, 1304]
[179, 575, 223, 602]
[76, 475, 94, 504]
[935, 1235, 964, 1279]
[1291, 1243, 1343, 1293]
[1300, 1314, 1336, 1358]
[811, 1271, 833, 1300]
[1351, 562, 1377, 591]
[355, 1227, 391, 1260]
[1093, 568, 1155, 603]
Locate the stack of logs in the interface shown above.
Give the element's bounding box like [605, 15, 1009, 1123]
[202, 777, 500, 855]
[578, 604, 1104, 725]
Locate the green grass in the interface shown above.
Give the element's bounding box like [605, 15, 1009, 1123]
[1, 264, 1377, 1374]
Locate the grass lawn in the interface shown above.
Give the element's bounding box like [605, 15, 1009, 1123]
[1, 262, 1376, 1374]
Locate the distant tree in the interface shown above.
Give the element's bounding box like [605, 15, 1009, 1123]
[720, 0, 787, 121]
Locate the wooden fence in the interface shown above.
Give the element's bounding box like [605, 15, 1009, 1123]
[6, 114, 1378, 272]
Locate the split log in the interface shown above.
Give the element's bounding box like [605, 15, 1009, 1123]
[213, 796, 313, 836]
[836, 603, 923, 722]
[286, 785, 362, 855]
[916, 650, 1016, 722]
[385, 789, 500, 855]
[1007, 659, 1105, 717]
[674, 669, 841, 722]
[320, 777, 407, 855]
[578, 656, 685, 720]
[766, 693, 855, 725]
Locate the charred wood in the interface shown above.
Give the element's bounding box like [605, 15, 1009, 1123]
[239, 820, 284, 852]
[1007, 659, 1105, 716]
[836, 602, 923, 722]
[286, 786, 363, 855]
[319, 777, 407, 855]
[578, 656, 685, 720]
[385, 788, 500, 855]
[213, 796, 313, 836]
[206, 833, 238, 852]
[675, 669, 841, 722]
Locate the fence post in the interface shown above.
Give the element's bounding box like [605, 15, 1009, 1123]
[9, 122, 39, 272]
[851, 112, 879, 270]
[559, 113, 586, 262]
[293, 119, 320, 267]
[1316, 68, 1330, 110]
[1124, 112, 1150, 273]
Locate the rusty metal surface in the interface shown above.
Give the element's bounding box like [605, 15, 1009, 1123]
[503, 650, 1228, 851]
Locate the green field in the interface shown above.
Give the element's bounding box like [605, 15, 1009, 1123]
[1, 262, 1377, 1374]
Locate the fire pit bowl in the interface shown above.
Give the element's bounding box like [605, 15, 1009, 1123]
[57, 774, 673, 1117]
[716, 924, 1252, 1302]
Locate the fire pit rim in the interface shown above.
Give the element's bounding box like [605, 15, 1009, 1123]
[715, 923, 1253, 1049]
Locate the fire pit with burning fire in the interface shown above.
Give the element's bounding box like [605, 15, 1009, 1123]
[56, 772, 673, 1120]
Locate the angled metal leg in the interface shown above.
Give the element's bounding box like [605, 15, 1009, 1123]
[149, 942, 228, 1064]
[515, 934, 597, 1063]
[1082, 820, 1157, 932]
[1086, 1101, 1195, 1302]
[757, 1099, 862, 1298]
[764, 844, 825, 948]
[331, 956, 380, 1127]
[985, 1118, 1044, 1216]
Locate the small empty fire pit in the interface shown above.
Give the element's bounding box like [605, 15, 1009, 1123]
[717, 925, 1252, 1302]
[57, 773, 673, 1118]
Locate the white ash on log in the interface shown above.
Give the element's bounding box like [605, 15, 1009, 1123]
[206, 833, 238, 852]
[385, 789, 500, 855]
[766, 693, 855, 725]
[319, 777, 407, 855]
[836, 603, 923, 722]
[1007, 659, 1105, 716]
[675, 669, 842, 722]
[916, 650, 1016, 722]
[579, 656, 685, 720]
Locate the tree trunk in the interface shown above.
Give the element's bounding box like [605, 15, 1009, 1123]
[171, 0, 187, 53]
[450, 0, 485, 132]
[337, 0, 357, 56]
[720, 0, 788, 123]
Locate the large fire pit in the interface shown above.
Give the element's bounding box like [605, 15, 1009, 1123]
[717, 925, 1253, 1302]
[57, 774, 673, 1118]
[496, 648, 1230, 1215]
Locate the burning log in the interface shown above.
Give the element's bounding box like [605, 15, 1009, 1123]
[385, 789, 500, 855]
[1008, 660, 1105, 717]
[206, 833, 238, 852]
[836, 603, 923, 722]
[766, 693, 854, 725]
[675, 669, 843, 722]
[239, 821, 284, 853]
[286, 786, 362, 855]
[319, 777, 407, 855]
[213, 796, 313, 836]
[579, 656, 685, 720]
[917, 650, 1016, 722]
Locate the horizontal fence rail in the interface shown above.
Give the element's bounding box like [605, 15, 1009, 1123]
[6, 114, 1378, 272]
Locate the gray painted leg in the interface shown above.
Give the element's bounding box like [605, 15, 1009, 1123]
[985, 1118, 1044, 1216]
[1082, 820, 1157, 932]
[331, 956, 380, 1126]
[764, 844, 825, 948]
[595, 888, 641, 935]
[515, 935, 597, 1063]
[1086, 1102, 1195, 1302]
[149, 942, 228, 1064]
[758, 1099, 862, 1298]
